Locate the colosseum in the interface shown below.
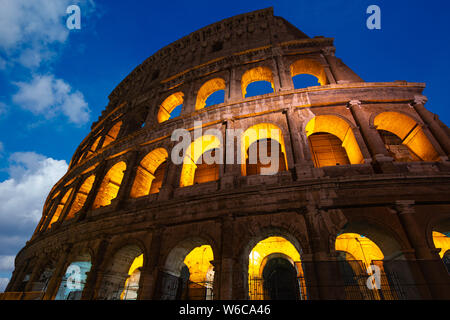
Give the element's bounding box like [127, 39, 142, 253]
[2, 8, 450, 301]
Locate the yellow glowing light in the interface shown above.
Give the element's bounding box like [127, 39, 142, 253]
[290, 58, 327, 86]
[432, 231, 450, 258]
[120, 254, 143, 300]
[180, 135, 221, 187]
[48, 188, 73, 228]
[195, 78, 226, 110]
[130, 148, 168, 198]
[102, 121, 122, 148]
[184, 245, 214, 284]
[305, 115, 364, 165]
[240, 123, 288, 176]
[374, 112, 439, 161]
[92, 161, 126, 209]
[65, 174, 95, 220]
[335, 233, 384, 266]
[157, 92, 184, 123]
[241, 66, 274, 98]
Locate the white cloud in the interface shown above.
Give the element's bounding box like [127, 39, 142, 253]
[0, 0, 72, 68]
[0, 152, 68, 289]
[0, 152, 68, 263]
[0, 277, 9, 292]
[0, 256, 14, 273]
[12, 74, 90, 125]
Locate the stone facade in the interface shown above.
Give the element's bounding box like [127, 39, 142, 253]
[3, 8, 450, 300]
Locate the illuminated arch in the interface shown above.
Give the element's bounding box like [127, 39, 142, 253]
[92, 161, 127, 209]
[195, 78, 226, 110]
[335, 233, 384, 267]
[102, 121, 122, 148]
[240, 123, 288, 176]
[180, 135, 221, 187]
[130, 148, 168, 198]
[162, 238, 215, 300]
[305, 115, 364, 166]
[241, 66, 274, 98]
[374, 111, 439, 161]
[54, 251, 92, 300]
[65, 174, 96, 220]
[157, 92, 184, 123]
[48, 188, 73, 229]
[248, 236, 305, 300]
[97, 244, 144, 300]
[432, 231, 450, 259]
[290, 58, 327, 86]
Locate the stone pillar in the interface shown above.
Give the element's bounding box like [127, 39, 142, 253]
[81, 240, 109, 300]
[220, 117, 240, 189]
[22, 256, 46, 292]
[228, 67, 242, 102]
[138, 228, 163, 300]
[283, 107, 314, 179]
[114, 150, 140, 209]
[158, 143, 182, 201]
[303, 205, 346, 299]
[218, 216, 234, 299]
[347, 100, 391, 161]
[395, 200, 450, 299]
[43, 246, 72, 300]
[180, 82, 196, 116]
[272, 47, 294, 91]
[411, 95, 450, 158]
[77, 163, 108, 221]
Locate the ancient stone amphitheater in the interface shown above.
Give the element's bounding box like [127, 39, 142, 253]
[3, 8, 450, 300]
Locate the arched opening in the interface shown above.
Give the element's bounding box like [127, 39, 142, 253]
[374, 112, 440, 161]
[195, 78, 226, 110]
[292, 74, 321, 89]
[54, 252, 92, 300]
[97, 245, 143, 300]
[248, 236, 306, 300]
[432, 231, 450, 273]
[305, 115, 364, 166]
[290, 58, 327, 87]
[92, 161, 126, 209]
[337, 220, 417, 300]
[85, 136, 102, 159]
[101, 121, 122, 149]
[157, 239, 215, 300]
[130, 148, 168, 198]
[157, 92, 184, 123]
[65, 174, 95, 220]
[180, 135, 221, 187]
[245, 139, 287, 176]
[241, 66, 275, 98]
[308, 132, 351, 167]
[47, 188, 73, 229]
[241, 123, 288, 176]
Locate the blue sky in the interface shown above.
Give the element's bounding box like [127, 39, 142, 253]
[0, 0, 449, 290]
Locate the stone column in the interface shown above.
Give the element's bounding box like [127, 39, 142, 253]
[81, 240, 109, 300]
[220, 117, 240, 189]
[272, 47, 294, 91]
[228, 67, 242, 102]
[283, 107, 315, 179]
[22, 256, 46, 293]
[43, 246, 72, 300]
[218, 216, 234, 299]
[411, 95, 450, 158]
[303, 204, 346, 299]
[180, 82, 196, 116]
[395, 200, 450, 299]
[138, 228, 163, 300]
[77, 163, 108, 221]
[347, 100, 391, 161]
[158, 143, 182, 201]
[114, 150, 140, 209]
